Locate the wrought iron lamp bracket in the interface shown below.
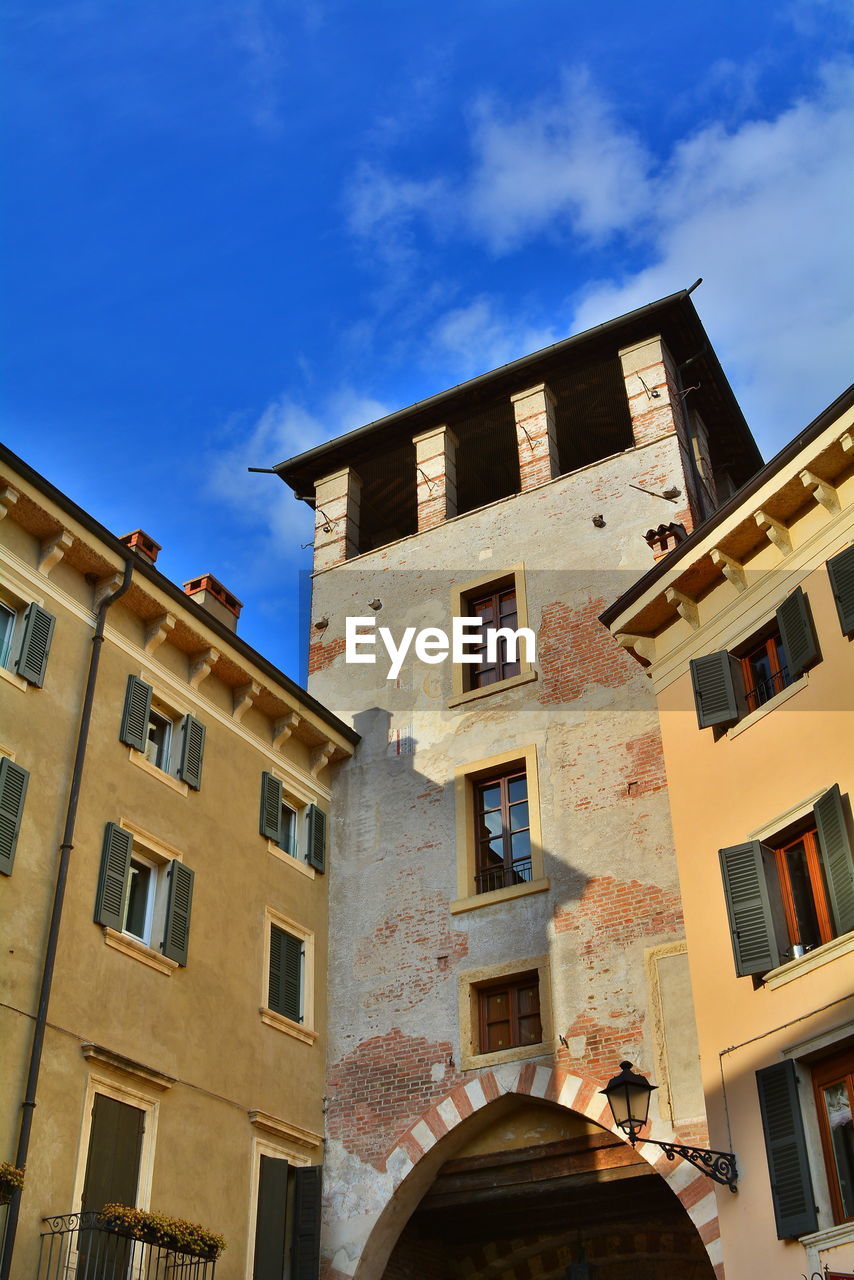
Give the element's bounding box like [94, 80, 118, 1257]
[626, 1127, 738, 1190]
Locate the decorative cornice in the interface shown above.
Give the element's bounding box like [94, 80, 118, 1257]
[81, 1041, 176, 1090]
[247, 1110, 323, 1149]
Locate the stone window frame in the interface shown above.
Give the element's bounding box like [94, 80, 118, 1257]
[451, 744, 549, 914]
[448, 563, 537, 708]
[458, 953, 554, 1071]
[260, 908, 317, 1046]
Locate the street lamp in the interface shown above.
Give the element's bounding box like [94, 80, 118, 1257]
[601, 1061, 739, 1190]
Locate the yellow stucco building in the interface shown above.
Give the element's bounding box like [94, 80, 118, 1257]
[603, 384, 854, 1277]
[0, 444, 356, 1279]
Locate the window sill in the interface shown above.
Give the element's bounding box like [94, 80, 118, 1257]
[448, 667, 537, 709]
[260, 1008, 318, 1045]
[451, 876, 550, 915]
[764, 931, 854, 990]
[727, 673, 808, 739]
[0, 665, 28, 692]
[103, 928, 178, 976]
[266, 840, 316, 879]
[800, 1220, 854, 1258]
[128, 748, 189, 796]
[461, 1041, 552, 1073]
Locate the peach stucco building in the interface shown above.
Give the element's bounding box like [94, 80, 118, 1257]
[603, 384, 854, 1277]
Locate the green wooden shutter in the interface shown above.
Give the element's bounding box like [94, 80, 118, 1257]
[162, 861, 194, 965]
[814, 784, 854, 936]
[178, 714, 206, 789]
[690, 651, 745, 728]
[306, 805, 327, 873]
[94, 823, 133, 930]
[292, 1165, 322, 1280]
[253, 1155, 289, 1280]
[827, 543, 854, 635]
[719, 841, 788, 975]
[776, 587, 820, 679]
[269, 925, 303, 1022]
[756, 1061, 818, 1238]
[15, 603, 56, 686]
[260, 772, 283, 842]
[119, 675, 153, 752]
[0, 758, 29, 875]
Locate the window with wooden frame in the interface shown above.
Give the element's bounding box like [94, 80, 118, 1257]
[477, 973, 542, 1055]
[449, 566, 536, 707]
[773, 825, 836, 954]
[473, 767, 531, 894]
[739, 626, 792, 713]
[466, 583, 521, 689]
[812, 1048, 854, 1224]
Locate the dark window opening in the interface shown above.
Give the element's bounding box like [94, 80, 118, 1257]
[813, 1049, 854, 1224]
[452, 400, 520, 516]
[477, 973, 541, 1053]
[474, 768, 531, 894]
[740, 629, 792, 712]
[550, 355, 634, 476]
[357, 441, 418, 554]
[466, 584, 520, 690]
[774, 825, 835, 953]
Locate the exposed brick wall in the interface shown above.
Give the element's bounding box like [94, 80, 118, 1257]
[308, 634, 346, 674]
[557, 1010, 646, 1081]
[326, 1030, 466, 1170]
[624, 731, 668, 798]
[538, 597, 638, 704]
[354, 888, 468, 1012]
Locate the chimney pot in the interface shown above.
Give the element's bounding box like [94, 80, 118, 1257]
[183, 573, 243, 632]
[120, 529, 161, 564]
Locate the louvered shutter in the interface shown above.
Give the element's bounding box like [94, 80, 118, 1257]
[15, 603, 56, 686]
[690, 651, 745, 728]
[253, 1155, 289, 1280]
[292, 1166, 322, 1280]
[161, 861, 194, 965]
[776, 587, 819, 679]
[269, 926, 303, 1022]
[94, 823, 133, 930]
[177, 715, 205, 789]
[260, 772, 283, 842]
[815, 785, 854, 936]
[756, 1061, 818, 1238]
[119, 675, 153, 752]
[0, 758, 29, 875]
[719, 841, 788, 975]
[306, 805, 327, 873]
[827, 543, 854, 635]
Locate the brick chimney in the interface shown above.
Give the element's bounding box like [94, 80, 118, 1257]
[183, 573, 243, 632]
[120, 529, 161, 564]
[643, 522, 688, 562]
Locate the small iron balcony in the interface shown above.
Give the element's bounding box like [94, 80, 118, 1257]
[37, 1213, 217, 1279]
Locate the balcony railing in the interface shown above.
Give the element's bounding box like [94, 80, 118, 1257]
[744, 663, 791, 711]
[37, 1213, 217, 1280]
[475, 858, 533, 895]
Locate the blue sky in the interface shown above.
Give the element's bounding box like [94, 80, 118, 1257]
[3, 0, 853, 680]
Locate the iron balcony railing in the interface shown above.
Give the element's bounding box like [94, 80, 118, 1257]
[37, 1213, 217, 1280]
[744, 663, 791, 711]
[475, 858, 533, 894]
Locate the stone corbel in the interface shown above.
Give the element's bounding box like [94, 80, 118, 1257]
[754, 510, 792, 554]
[799, 469, 840, 513]
[93, 572, 125, 611]
[233, 679, 261, 723]
[188, 645, 219, 687]
[39, 530, 73, 575]
[310, 739, 336, 777]
[664, 586, 700, 630]
[145, 613, 177, 656]
[709, 548, 747, 592]
[0, 484, 20, 520]
[840, 431, 853, 455]
[614, 632, 656, 664]
[273, 711, 301, 749]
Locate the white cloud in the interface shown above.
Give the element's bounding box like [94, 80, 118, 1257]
[429, 296, 561, 380]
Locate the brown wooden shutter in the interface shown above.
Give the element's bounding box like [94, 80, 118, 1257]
[292, 1166, 322, 1280]
[0, 758, 29, 876]
[756, 1061, 818, 1238]
[719, 841, 788, 975]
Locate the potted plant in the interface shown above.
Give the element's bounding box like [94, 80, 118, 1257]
[99, 1204, 226, 1261]
[0, 1163, 24, 1205]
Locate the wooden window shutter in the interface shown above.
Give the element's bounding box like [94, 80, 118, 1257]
[15, 603, 56, 686]
[178, 715, 206, 789]
[260, 772, 283, 842]
[0, 758, 29, 876]
[756, 1061, 818, 1238]
[162, 861, 194, 965]
[827, 543, 854, 635]
[306, 805, 327, 873]
[94, 823, 133, 930]
[120, 675, 153, 752]
[269, 926, 303, 1022]
[776, 587, 820, 679]
[292, 1165, 322, 1280]
[253, 1155, 289, 1280]
[690, 651, 745, 728]
[814, 784, 854, 936]
[719, 841, 788, 975]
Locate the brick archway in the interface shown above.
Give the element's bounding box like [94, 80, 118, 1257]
[354, 1059, 723, 1280]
